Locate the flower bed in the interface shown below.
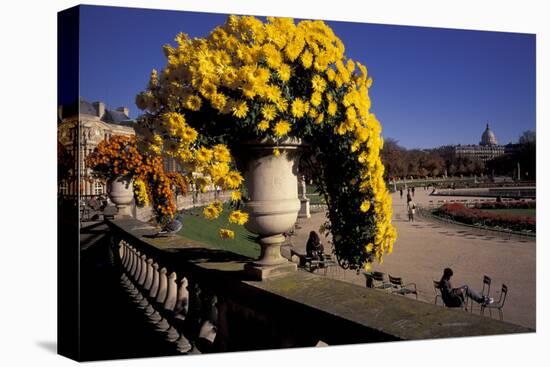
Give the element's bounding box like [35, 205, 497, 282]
[473, 201, 535, 210]
[434, 203, 535, 233]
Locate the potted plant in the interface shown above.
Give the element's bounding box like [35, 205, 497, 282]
[86, 135, 185, 222]
[134, 15, 397, 278]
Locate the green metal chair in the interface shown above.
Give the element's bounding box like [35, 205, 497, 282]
[388, 275, 418, 300]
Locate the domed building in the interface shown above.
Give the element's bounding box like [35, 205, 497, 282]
[449, 122, 506, 162]
[480, 123, 498, 146]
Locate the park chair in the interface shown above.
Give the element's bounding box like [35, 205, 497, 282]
[469, 275, 491, 313]
[289, 248, 312, 268]
[388, 275, 418, 300]
[433, 280, 443, 305]
[481, 284, 508, 321]
[319, 254, 338, 276]
[364, 271, 393, 291]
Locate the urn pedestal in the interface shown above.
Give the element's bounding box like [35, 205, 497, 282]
[107, 176, 134, 218]
[239, 139, 301, 280]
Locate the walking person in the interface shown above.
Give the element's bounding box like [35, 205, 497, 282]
[438, 268, 493, 308]
[408, 201, 416, 222]
[406, 190, 412, 208]
[399, 188, 403, 199]
[411, 186, 415, 197]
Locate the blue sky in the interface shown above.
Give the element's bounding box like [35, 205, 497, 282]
[74, 5, 536, 149]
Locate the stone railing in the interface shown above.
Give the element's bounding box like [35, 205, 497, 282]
[107, 218, 532, 355]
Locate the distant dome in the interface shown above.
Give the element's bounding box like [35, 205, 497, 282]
[480, 123, 497, 146]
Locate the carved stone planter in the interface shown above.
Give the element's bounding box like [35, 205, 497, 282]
[239, 139, 302, 280]
[107, 175, 134, 218]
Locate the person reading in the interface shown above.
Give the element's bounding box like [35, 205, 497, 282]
[439, 268, 493, 307]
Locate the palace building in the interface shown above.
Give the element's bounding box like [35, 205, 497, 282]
[447, 123, 506, 162]
[58, 98, 136, 197]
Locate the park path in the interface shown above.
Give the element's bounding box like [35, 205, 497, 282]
[289, 189, 536, 330]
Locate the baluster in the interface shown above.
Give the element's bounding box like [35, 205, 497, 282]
[174, 277, 189, 320]
[125, 245, 134, 272]
[121, 242, 130, 269]
[156, 267, 168, 304]
[137, 254, 148, 285]
[118, 240, 125, 263]
[161, 272, 180, 341]
[149, 263, 160, 299]
[198, 293, 218, 345]
[164, 272, 178, 312]
[143, 259, 154, 291]
[133, 252, 143, 282]
[173, 277, 192, 353]
[122, 246, 137, 290]
[128, 251, 143, 297]
[130, 250, 140, 279]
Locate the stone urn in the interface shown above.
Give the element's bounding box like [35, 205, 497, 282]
[238, 139, 302, 280]
[107, 175, 134, 218]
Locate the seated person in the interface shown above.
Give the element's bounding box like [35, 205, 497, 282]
[439, 268, 493, 307]
[306, 231, 324, 260]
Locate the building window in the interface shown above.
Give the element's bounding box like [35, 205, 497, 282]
[94, 182, 104, 195]
[60, 181, 68, 195]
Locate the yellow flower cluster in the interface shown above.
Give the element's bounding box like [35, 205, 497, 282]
[135, 15, 396, 262]
[133, 178, 150, 207]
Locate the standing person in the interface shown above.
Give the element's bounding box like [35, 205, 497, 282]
[306, 231, 324, 260]
[438, 268, 493, 308]
[411, 186, 415, 197]
[408, 201, 416, 222]
[399, 188, 403, 199]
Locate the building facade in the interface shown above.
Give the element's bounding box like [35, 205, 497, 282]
[448, 123, 506, 162]
[58, 98, 135, 197]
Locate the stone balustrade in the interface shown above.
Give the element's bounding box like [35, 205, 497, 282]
[107, 218, 532, 355]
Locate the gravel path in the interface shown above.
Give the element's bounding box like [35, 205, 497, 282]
[286, 189, 535, 329]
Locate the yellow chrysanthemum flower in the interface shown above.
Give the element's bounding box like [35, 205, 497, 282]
[310, 91, 322, 107]
[311, 74, 327, 92]
[210, 93, 227, 111]
[196, 147, 213, 163]
[277, 63, 291, 82]
[225, 171, 244, 189]
[232, 101, 249, 119]
[185, 95, 202, 111]
[315, 112, 324, 124]
[291, 98, 306, 118]
[231, 190, 242, 201]
[229, 210, 249, 225]
[301, 50, 313, 68]
[360, 200, 371, 212]
[219, 228, 235, 239]
[366, 243, 374, 253]
[327, 101, 338, 116]
[273, 148, 281, 157]
[181, 126, 198, 144]
[273, 120, 292, 137]
[212, 144, 231, 162]
[261, 104, 277, 121]
[203, 202, 222, 220]
[258, 119, 270, 131]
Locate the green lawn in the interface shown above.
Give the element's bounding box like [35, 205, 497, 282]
[177, 204, 260, 259]
[482, 208, 536, 217]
